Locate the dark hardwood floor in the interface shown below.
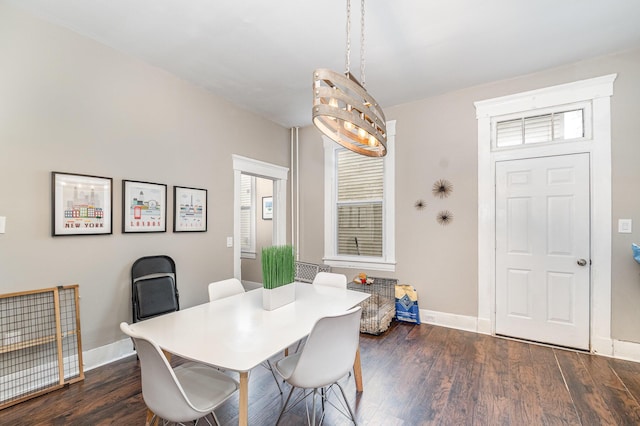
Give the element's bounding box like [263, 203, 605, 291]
[2, 322, 640, 425]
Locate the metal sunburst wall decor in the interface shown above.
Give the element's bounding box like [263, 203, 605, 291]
[436, 210, 453, 226]
[414, 199, 427, 211]
[432, 179, 453, 199]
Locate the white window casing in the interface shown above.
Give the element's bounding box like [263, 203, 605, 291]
[323, 120, 396, 272]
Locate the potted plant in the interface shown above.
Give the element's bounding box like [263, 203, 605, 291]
[261, 244, 296, 310]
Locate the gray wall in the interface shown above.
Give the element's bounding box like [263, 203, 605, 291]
[0, 4, 290, 351]
[297, 47, 640, 344]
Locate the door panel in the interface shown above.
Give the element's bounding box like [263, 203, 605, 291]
[496, 153, 590, 350]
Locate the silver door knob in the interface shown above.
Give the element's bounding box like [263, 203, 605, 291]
[577, 259, 587, 266]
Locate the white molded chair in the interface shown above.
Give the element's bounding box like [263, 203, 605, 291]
[312, 272, 348, 289]
[207, 278, 245, 301]
[274, 306, 362, 425]
[293, 272, 348, 354]
[207, 278, 282, 394]
[120, 322, 238, 426]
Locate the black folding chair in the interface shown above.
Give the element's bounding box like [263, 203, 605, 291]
[131, 255, 179, 323]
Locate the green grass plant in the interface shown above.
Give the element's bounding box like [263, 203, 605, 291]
[261, 245, 295, 289]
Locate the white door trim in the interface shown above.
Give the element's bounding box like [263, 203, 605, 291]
[232, 155, 289, 280]
[474, 74, 616, 355]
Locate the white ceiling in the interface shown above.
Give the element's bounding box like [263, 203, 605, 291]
[7, 0, 640, 128]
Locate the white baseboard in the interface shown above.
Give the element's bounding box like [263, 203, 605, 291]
[82, 338, 135, 371]
[419, 308, 479, 333]
[1, 355, 80, 402]
[419, 310, 640, 363]
[611, 339, 640, 362]
[476, 317, 492, 335]
[591, 335, 614, 357]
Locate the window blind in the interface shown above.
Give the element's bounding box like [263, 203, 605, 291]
[336, 150, 383, 256]
[240, 174, 253, 252]
[496, 109, 584, 147]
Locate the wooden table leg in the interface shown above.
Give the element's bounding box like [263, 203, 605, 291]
[145, 410, 158, 426]
[353, 346, 364, 392]
[239, 371, 249, 426]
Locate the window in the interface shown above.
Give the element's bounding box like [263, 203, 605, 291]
[240, 174, 256, 259]
[337, 150, 383, 256]
[323, 120, 396, 271]
[494, 104, 590, 148]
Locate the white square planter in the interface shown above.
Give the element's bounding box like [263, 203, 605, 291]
[262, 284, 295, 310]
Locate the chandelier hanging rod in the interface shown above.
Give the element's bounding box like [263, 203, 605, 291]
[312, 0, 387, 157]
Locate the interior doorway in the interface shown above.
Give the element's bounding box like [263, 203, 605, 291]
[475, 74, 615, 355]
[232, 155, 288, 283]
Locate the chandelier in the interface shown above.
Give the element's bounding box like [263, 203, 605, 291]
[312, 0, 387, 157]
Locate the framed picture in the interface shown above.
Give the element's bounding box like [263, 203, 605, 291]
[173, 186, 207, 232]
[122, 180, 167, 233]
[262, 196, 273, 220]
[52, 172, 113, 236]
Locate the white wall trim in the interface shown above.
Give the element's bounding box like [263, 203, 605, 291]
[232, 154, 289, 180]
[474, 74, 617, 354]
[419, 308, 480, 333]
[322, 120, 396, 271]
[612, 339, 640, 363]
[418, 310, 640, 363]
[474, 74, 617, 118]
[82, 338, 134, 371]
[1, 355, 80, 402]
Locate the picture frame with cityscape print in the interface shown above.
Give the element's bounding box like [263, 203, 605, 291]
[173, 186, 207, 232]
[122, 180, 167, 233]
[52, 172, 113, 236]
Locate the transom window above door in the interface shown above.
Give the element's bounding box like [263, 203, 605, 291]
[492, 102, 592, 149]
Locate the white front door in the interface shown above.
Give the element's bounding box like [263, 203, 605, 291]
[495, 153, 590, 350]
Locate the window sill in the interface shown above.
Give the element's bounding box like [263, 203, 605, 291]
[323, 257, 396, 272]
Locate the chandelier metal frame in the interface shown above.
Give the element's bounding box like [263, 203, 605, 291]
[312, 0, 387, 157]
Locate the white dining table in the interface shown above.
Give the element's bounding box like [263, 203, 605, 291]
[129, 282, 370, 426]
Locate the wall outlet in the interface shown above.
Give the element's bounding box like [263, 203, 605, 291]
[618, 219, 632, 234]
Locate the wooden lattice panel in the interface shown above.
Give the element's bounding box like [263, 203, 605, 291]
[0, 285, 83, 410]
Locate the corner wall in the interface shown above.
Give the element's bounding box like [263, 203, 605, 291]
[0, 3, 290, 353]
